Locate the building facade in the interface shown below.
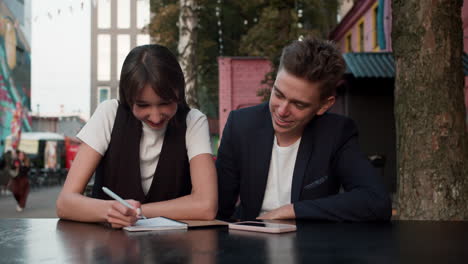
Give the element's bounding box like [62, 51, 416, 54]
[333, 0, 392, 53]
[30, 114, 86, 139]
[331, 0, 468, 115]
[329, 0, 468, 194]
[0, 0, 31, 154]
[90, 0, 150, 114]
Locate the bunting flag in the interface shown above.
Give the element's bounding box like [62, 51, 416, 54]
[10, 101, 23, 150]
[29, 0, 88, 23]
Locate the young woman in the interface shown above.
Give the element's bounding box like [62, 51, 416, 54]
[56, 44, 217, 228]
[0, 150, 14, 195]
[9, 150, 30, 212]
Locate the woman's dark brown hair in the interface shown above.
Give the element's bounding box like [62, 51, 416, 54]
[119, 44, 190, 123]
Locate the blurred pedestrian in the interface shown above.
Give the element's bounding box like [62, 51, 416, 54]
[0, 149, 15, 195]
[9, 150, 30, 212]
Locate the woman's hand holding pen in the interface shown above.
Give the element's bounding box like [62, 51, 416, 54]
[105, 199, 142, 229]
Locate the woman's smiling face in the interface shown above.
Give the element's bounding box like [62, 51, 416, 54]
[132, 84, 178, 130]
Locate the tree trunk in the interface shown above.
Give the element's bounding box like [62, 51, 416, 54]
[178, 0, 198, 108]
[392, 0, 468, 220]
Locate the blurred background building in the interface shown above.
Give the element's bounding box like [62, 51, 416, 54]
[0, 0, 31, 154]
[90, 0, 150, 114]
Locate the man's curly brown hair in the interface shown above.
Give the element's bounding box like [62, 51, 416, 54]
[279, 37, 346, 100]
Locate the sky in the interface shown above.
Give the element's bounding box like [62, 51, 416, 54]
[31, 0, 91, 119]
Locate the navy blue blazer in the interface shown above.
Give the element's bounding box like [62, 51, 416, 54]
[216, 103, 392, 221]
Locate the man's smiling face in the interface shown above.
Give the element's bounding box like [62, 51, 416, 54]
[269, 69, 335, 144]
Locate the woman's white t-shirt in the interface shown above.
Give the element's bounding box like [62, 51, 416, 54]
[77, 99, 212, 194]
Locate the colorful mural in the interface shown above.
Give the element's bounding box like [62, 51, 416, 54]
[0, 0, 31, 154]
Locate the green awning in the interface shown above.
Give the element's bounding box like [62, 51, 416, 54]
[343, 52, 468, 78]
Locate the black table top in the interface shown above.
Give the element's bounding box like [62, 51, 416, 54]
[0, 218, 467, 263]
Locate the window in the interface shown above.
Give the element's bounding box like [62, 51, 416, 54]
[98, 86, 110, 103]
[358, 20, 364, 52]
[137, 0, 150, 29]
[98, 0, 111, 29]
[373, 3, 379, 50]
[97, 34, 111, 81]
[117, 0, 131, 28]
[137, 34, 150, 46]
[345, 33, 352, 52]
[117, 35, 130, 79]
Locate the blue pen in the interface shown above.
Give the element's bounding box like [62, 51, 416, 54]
[102, 187, 147, 219]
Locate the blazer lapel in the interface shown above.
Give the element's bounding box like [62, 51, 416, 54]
[249, 108, 274, 215]
[290, 118, 317, 202]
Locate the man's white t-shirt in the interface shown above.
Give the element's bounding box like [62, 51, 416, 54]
[260, 136, 301, 215]
[77, 99, 212, 194]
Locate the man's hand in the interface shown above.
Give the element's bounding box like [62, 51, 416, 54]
[257, 204, 295, 220]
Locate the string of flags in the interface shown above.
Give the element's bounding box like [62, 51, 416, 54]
[32, 0, 95, 23]
[7, 0, 149, 28]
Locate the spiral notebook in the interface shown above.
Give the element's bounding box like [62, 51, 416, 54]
[123, 216, 188, 232]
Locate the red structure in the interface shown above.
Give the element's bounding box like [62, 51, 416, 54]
[65, 137, 80, 169]
[218, 57, 272, 137]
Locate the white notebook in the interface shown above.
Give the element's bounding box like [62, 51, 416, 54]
[123, 216, 188, 232]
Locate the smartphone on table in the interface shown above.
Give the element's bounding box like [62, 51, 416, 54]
[228, 221, 296, 233]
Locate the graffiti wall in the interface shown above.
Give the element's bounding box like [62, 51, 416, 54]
[0, 0, 31, 154]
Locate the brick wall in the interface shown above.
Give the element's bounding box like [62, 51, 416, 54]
[218, 57, 272, 138]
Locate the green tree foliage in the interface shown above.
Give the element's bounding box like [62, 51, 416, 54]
[148, 0, 338, 116]
[147, 1, 179, 52]
[237, 0, 338, 100]
[149, 0, 225, 117]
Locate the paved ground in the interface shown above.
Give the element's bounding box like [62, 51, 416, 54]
[0, 185, 62, 218]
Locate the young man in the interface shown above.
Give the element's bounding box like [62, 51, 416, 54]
[216, 37, 391, 221]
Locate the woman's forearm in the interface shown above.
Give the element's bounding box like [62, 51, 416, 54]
[56, 192, 110, 222]
[141, 193, 217, 220]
